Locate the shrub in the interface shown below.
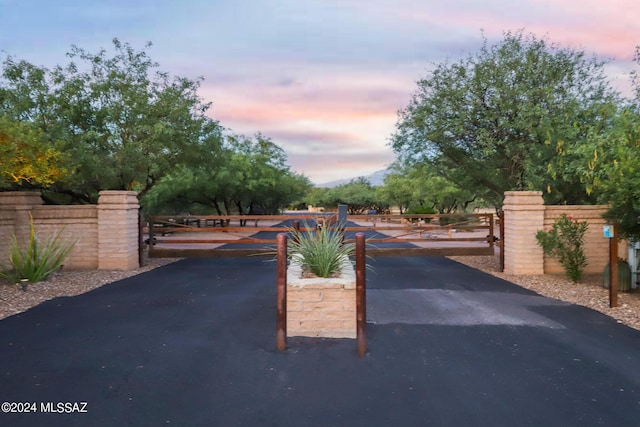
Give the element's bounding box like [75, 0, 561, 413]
[287, 224, 354, 278]
[0, 215, 76, 286]
[536, 214, 588, 282]
[405, 206, 437, 215]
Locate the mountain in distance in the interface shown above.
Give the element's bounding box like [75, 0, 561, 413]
[316, 169, 391, 188]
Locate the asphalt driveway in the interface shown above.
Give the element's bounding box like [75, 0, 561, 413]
[1, 255, 639, 426]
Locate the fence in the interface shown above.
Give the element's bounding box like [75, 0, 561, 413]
[503, 191, 624, 276]
[0, 190, 623, 276]
[0, 191, 140, 271]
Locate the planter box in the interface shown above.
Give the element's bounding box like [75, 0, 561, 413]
[286, 259, 356, 338]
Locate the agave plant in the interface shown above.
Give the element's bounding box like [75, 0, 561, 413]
[287, 223, 354, 278]
[0, 215, 76, 286]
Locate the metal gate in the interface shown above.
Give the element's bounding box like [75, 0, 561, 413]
[146, 213, 498, 258]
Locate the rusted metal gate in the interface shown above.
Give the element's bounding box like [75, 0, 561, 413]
[146, 214, 327, 258]
[146, 212, 498, 258]
[344, 213, 497, 257]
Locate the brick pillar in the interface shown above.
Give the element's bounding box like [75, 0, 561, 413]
[98, 191, 139, 270]
[503, 191, 545, 275]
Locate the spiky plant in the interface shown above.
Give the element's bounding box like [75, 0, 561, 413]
[288, 223, 354, 278]
[0, 215, 76, 286]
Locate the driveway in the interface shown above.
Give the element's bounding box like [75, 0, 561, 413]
[0, 255, 639, 426]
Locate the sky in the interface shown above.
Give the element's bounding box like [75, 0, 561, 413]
[1, 0, 639, 184]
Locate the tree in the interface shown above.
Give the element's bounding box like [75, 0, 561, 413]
[576, 47, 640, 240]
[376, 172, 414, 214]
[142, 133, 311, 216]
[323, 178, 386, 214]
[377, 162, 477, 214]
[391, 30, 619, 207]
[0, 117, 68, 187]
[1, 39, 222, 203]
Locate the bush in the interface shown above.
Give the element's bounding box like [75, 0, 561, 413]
[536, 214, 588, 282]
[287, 224, 354, 278]
[405, 206, 437, 215]
[0, 215, 76, 286]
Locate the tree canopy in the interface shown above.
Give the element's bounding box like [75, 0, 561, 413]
[1, 39, 221, 203]
[575, 47, 640, 240]
[142, 133, 311, 215]
[1, 39, 307, 214]
[0, 117, 67, 186]
[391, 30, 619, 208]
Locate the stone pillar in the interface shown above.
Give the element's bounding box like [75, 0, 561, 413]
[503, 191, 545, 275]
[97, 191, 140, 270]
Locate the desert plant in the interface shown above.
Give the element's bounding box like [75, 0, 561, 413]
[603, 258, 632, 292]
[0, 215, 76, 286]
[536, 214, 588, 282]
[287, 223, 354, 278]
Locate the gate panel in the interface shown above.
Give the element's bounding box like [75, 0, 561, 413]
[146, 213, 497, 258]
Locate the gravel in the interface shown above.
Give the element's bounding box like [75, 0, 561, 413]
[1, 255, 638, 331]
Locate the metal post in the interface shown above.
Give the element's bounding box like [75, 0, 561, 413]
[488, 213, 494, 251]
[609, 223, 619, 308]
[499, 211, 505, 272]
[356, 232, 367, 357]
[148, 217, 155, 258]
[338, 204, 348, 226]
[277, 233, 288, 350]
[138, 212, 146, 266]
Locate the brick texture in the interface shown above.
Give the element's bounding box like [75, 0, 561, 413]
[287, 272, 356, 338]
[0, 191, 140, 271]
[503, 191, 624, 277]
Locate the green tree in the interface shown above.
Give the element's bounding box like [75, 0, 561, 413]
[0, 117, 68, 187]
[391, 30, 619, 207]
[577, 47, 640, 240]
[323, 178, 386, 214]
[1, 39, 222, 203]
[142, 133, 311, 216]
[376, 172, 414, 214]
[377, 162, 478, 214]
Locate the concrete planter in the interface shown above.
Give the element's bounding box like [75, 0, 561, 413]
[286, 257, 356, 338]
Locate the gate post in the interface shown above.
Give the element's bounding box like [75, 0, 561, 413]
[98, 191, 140, 270]
[502, 191, 545, 275]
[276, 233, 287, 350]
[355, 232, 367, 357]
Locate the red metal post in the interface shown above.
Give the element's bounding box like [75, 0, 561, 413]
[355, 232, 367, 357]
[277, 233, 288, 350]
[292, 220, 300, 244]
[609, 223, 619, 308]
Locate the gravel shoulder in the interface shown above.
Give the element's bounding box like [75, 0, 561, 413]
[1, 255, 638, 331]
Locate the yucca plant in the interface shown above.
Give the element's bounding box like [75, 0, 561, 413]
[288, 223, 354, 278]
[0, 215, 76, 287]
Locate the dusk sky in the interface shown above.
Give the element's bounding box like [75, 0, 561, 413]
[1, 0, 639, 184]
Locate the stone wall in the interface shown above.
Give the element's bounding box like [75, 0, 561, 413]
[503, 191, 622, 276]
[286, 260, 356, 338]
[0, 191, 139, 271]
